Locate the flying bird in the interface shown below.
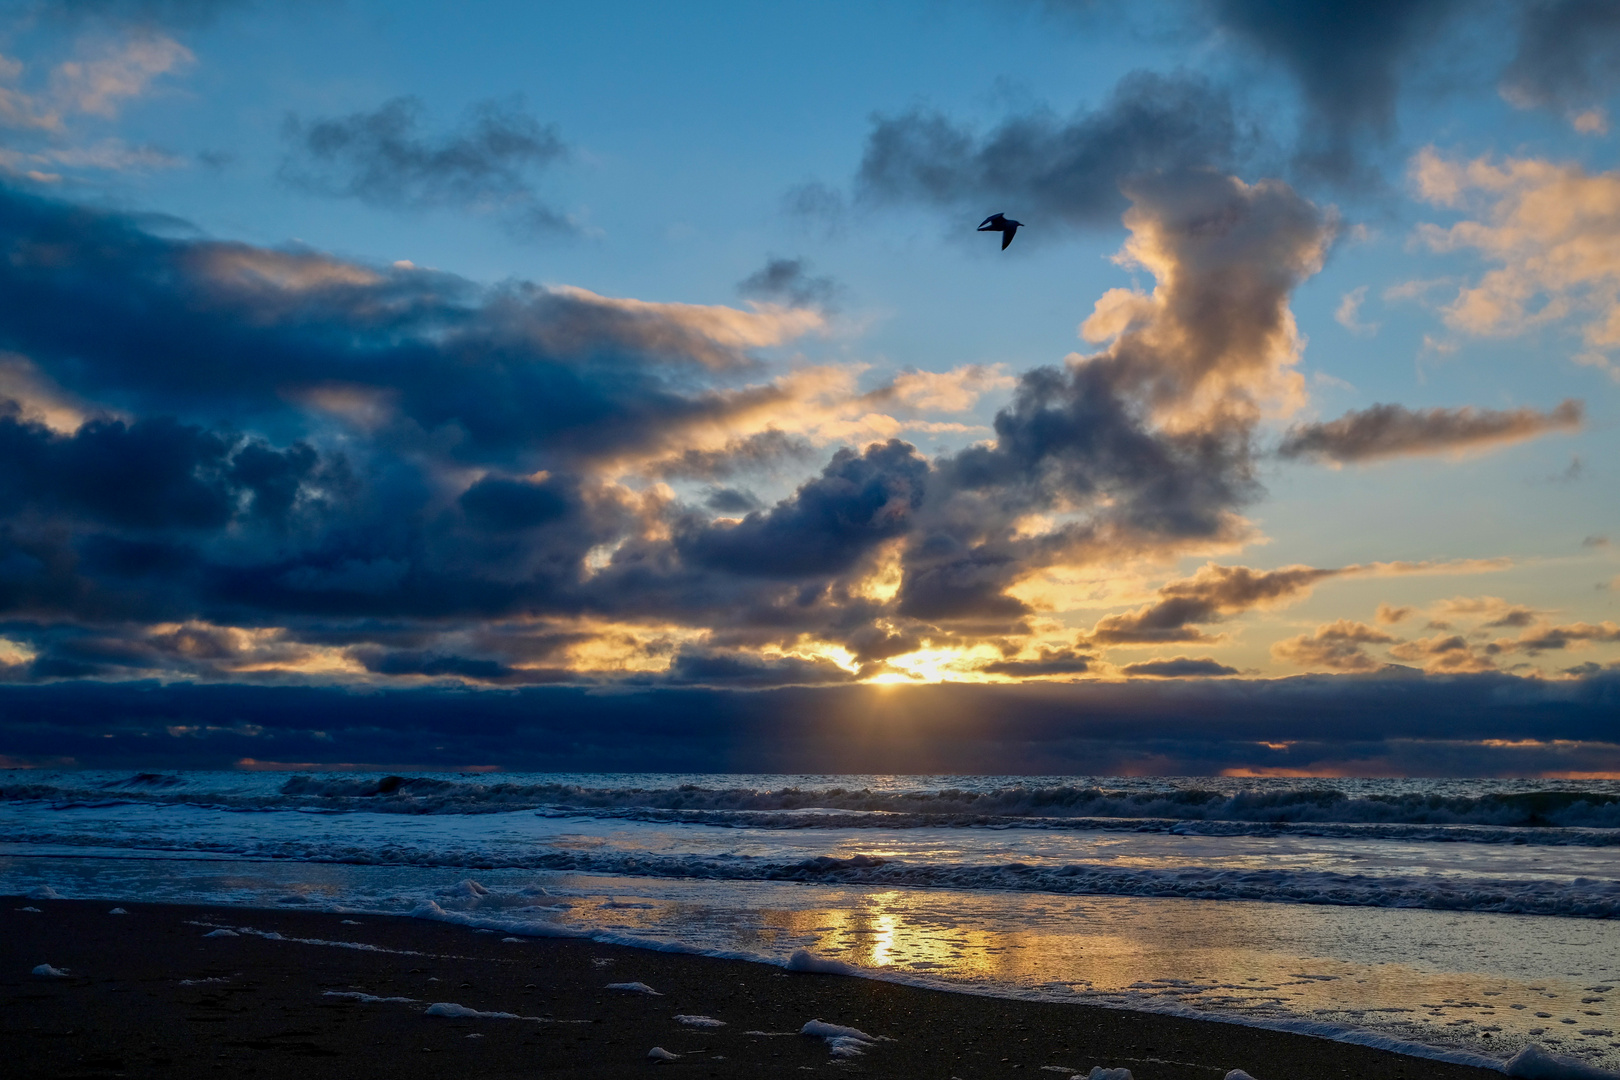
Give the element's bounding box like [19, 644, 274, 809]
[977, 212, 1023, 250]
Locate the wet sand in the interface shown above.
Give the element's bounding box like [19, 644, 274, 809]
[2, 897, 1505, 1079]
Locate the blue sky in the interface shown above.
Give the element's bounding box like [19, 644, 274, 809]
[0, 0, 1616, 775]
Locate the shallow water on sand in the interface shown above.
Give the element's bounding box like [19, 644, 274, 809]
[3, 851, 1617, 1072]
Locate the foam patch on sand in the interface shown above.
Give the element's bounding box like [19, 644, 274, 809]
[32, 963, 67, 977]
[202, 928, 238, 938]
[324, 991, 419, 1004]
[786, 949, 861, 975]
[1506, 1043, 1620, 1079]
[606, 981, 661, 994]
[26, 885, 62, 900]
[1225, 1071, 1258, 1080]
[648, 1047, 680, 1061]
[675, 1014, 726, 1027]
[108, 908, 128, 915]
[802, 1019, 890, 1058]
[424, 1002, 543, 1021]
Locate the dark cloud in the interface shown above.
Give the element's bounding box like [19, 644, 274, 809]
[1501, 0, 1620, 114]
[1119, 656, 1240, 677]
[1512, 621, 1620, 653]
[2, 673, 1617, 774]
[676, 440, 927, 580]
[856, 71, 1247, 231]
[979, 647, 1094, 678]
[647, 430, 815, 482]
[662, 648, 856, 688]
[1088, 563, 1338, 645]
[281, 96, 571, 234]
[703, 487, 761, 514]
[1278, 400, 1583, 463]
[737, 257, 840, 310]
[1198, 0, 1464, 181]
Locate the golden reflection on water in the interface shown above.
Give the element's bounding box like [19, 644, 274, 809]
[569, 879, 1619, 1070]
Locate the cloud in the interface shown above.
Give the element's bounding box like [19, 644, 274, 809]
[1, 673, 1618, 773]
[1271, 619, 1397, 671]
[1334, 286, 1377, 335]
[646, 429, 815, 482]
[0, 34, 192, 139]
[1387, 633, 1498, 673]
[1500, 0, 1620, 122]
[1512, 621, 1620, 652]
[737, 257, 840, 310]
[898, 169, 1334, 624]
[1195, 0, 1463, 182]
[978, 646, 1094, 679]
[1118, 656, 1239, 677]
[855, 70, 1248, 231]
[281, 96, 571, 234]
[675, 440, 928, 580]
[868, 364, 1017, 414]
[49, 34, 192, 118]
[1413, 150, 1620, 374]
[1277, 399, 1583, 463]
[1086, 562, 1340, 645]
[1376, 602, 1412, 624]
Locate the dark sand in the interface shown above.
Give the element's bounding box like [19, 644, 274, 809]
[2, 897, 1505, 1080]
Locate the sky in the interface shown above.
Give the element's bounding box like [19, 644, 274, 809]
[0, 0, 1616, 776]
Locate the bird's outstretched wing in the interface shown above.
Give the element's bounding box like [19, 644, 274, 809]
[1001, 225, 1018, 250]
[978, 213, 1004, 230]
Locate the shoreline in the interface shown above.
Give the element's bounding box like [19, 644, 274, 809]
[2, 895, 1527, 1080]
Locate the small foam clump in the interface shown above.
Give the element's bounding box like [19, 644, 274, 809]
[32, 963, 68, 977]
[801, 1019, 885, 1058]
[648, 1047, 680, 1061]
[108, 908, 128, 915]
[786, 949, 860, 976]
[1506, 1043, 1620, 1080]
[441, 879, 490, 898]
[340, 919, 361, 926]
[606, 981, 662, 995]
[1225, 1071, 1259, 1080]
[424, 1002, 534, 1020]
[203, 929, 239, 938]
[675, 1015, 726, 1028]
[17, 906, 40, 913]
[27, 886, 62, 900]
[323, 991, 418, 1004]
[1074, 1069, 1133, 1080]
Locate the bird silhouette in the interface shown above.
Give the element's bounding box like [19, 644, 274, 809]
[977, 212, 1023, 250]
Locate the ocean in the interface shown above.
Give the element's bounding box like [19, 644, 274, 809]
[3, 771, 1618, 1073]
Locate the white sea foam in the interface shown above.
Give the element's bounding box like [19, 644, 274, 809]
[675, 1014, 726, 1027]
[647, 1046, 680, 1061]
[801, 1019, 886, 1058]
[323, 991, 418, 1004]
[1080, 1069, 1133, 1080]
[202, 928, 238, 937]
[27, 885, 61, 899]
[424, 1002, 537, 1020]
[32, 963, 67, 976]
[1224, 1071, 1258, 1080]
[787, 949, 860, 975]
[606, 981, 661, 994]
[108, 907, 127, 914]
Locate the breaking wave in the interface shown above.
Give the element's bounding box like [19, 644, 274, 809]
[5, 771, 1620, 836]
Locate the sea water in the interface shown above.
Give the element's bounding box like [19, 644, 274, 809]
[2, 770, 1617, 1071]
